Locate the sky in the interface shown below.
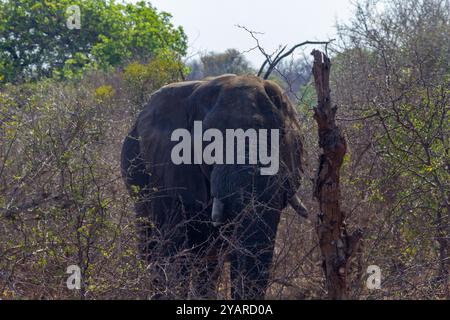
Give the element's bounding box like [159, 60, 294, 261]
[132, 0, 355, 67]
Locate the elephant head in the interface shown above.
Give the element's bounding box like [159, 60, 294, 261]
[194, 76, 308, 227]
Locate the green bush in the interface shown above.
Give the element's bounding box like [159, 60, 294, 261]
[0, 0, 187, 83]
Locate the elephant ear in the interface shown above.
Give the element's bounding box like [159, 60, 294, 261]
[263, 81, 289, 112]
[262, 79, 304, 172]
[263, 79, 306, 215]
[135, 81, 211, 209]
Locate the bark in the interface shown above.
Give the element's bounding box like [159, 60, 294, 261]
[311, 50, 362, 299]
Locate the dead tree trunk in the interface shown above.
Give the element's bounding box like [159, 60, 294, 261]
[311, 50, 362, 299]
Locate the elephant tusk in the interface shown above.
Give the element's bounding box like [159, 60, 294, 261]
[211, 197, 224, 227]
[289, 194, 308, 218]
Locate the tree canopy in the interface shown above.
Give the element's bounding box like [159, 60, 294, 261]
[0, 0, 187, 83]
[187, 49, 254, 80]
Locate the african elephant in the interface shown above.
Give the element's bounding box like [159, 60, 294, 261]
[121, 74, 307, 299]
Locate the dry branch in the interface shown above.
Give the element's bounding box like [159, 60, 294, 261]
[236, 25, 333, 80]
[311, 49, 362, 299]
[260, 40, 334, 79]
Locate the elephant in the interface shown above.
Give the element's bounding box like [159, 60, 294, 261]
[120, 74, 307, 299]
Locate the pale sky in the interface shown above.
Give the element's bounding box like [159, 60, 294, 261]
[132, 0, 355, 67]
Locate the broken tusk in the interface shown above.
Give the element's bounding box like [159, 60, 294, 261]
[289, 195, 308, 218]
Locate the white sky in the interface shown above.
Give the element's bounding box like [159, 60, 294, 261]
[130, 0, 355, 67]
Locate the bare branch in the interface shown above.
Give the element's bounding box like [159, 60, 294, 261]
[263, 40, 335, 79]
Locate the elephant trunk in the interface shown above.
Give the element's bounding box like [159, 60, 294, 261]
[211, 197, 224, 227]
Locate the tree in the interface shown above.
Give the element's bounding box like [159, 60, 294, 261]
[311, 50, 362, 299]
[187, 49, 253, 80]
[273, 58, 312, 101]
[122, 51, 188, 108]
[0, 0, 187, 83]
[334, 0, 450, 298]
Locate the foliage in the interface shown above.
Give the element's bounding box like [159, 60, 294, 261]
[332, 0, 450, 298]
[0, 0, 187, 83]
[187, 49, 254, 80]
[272, 58, 312, 101]
[0, 70, 156, 298]
[122, 51, 187, 107]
